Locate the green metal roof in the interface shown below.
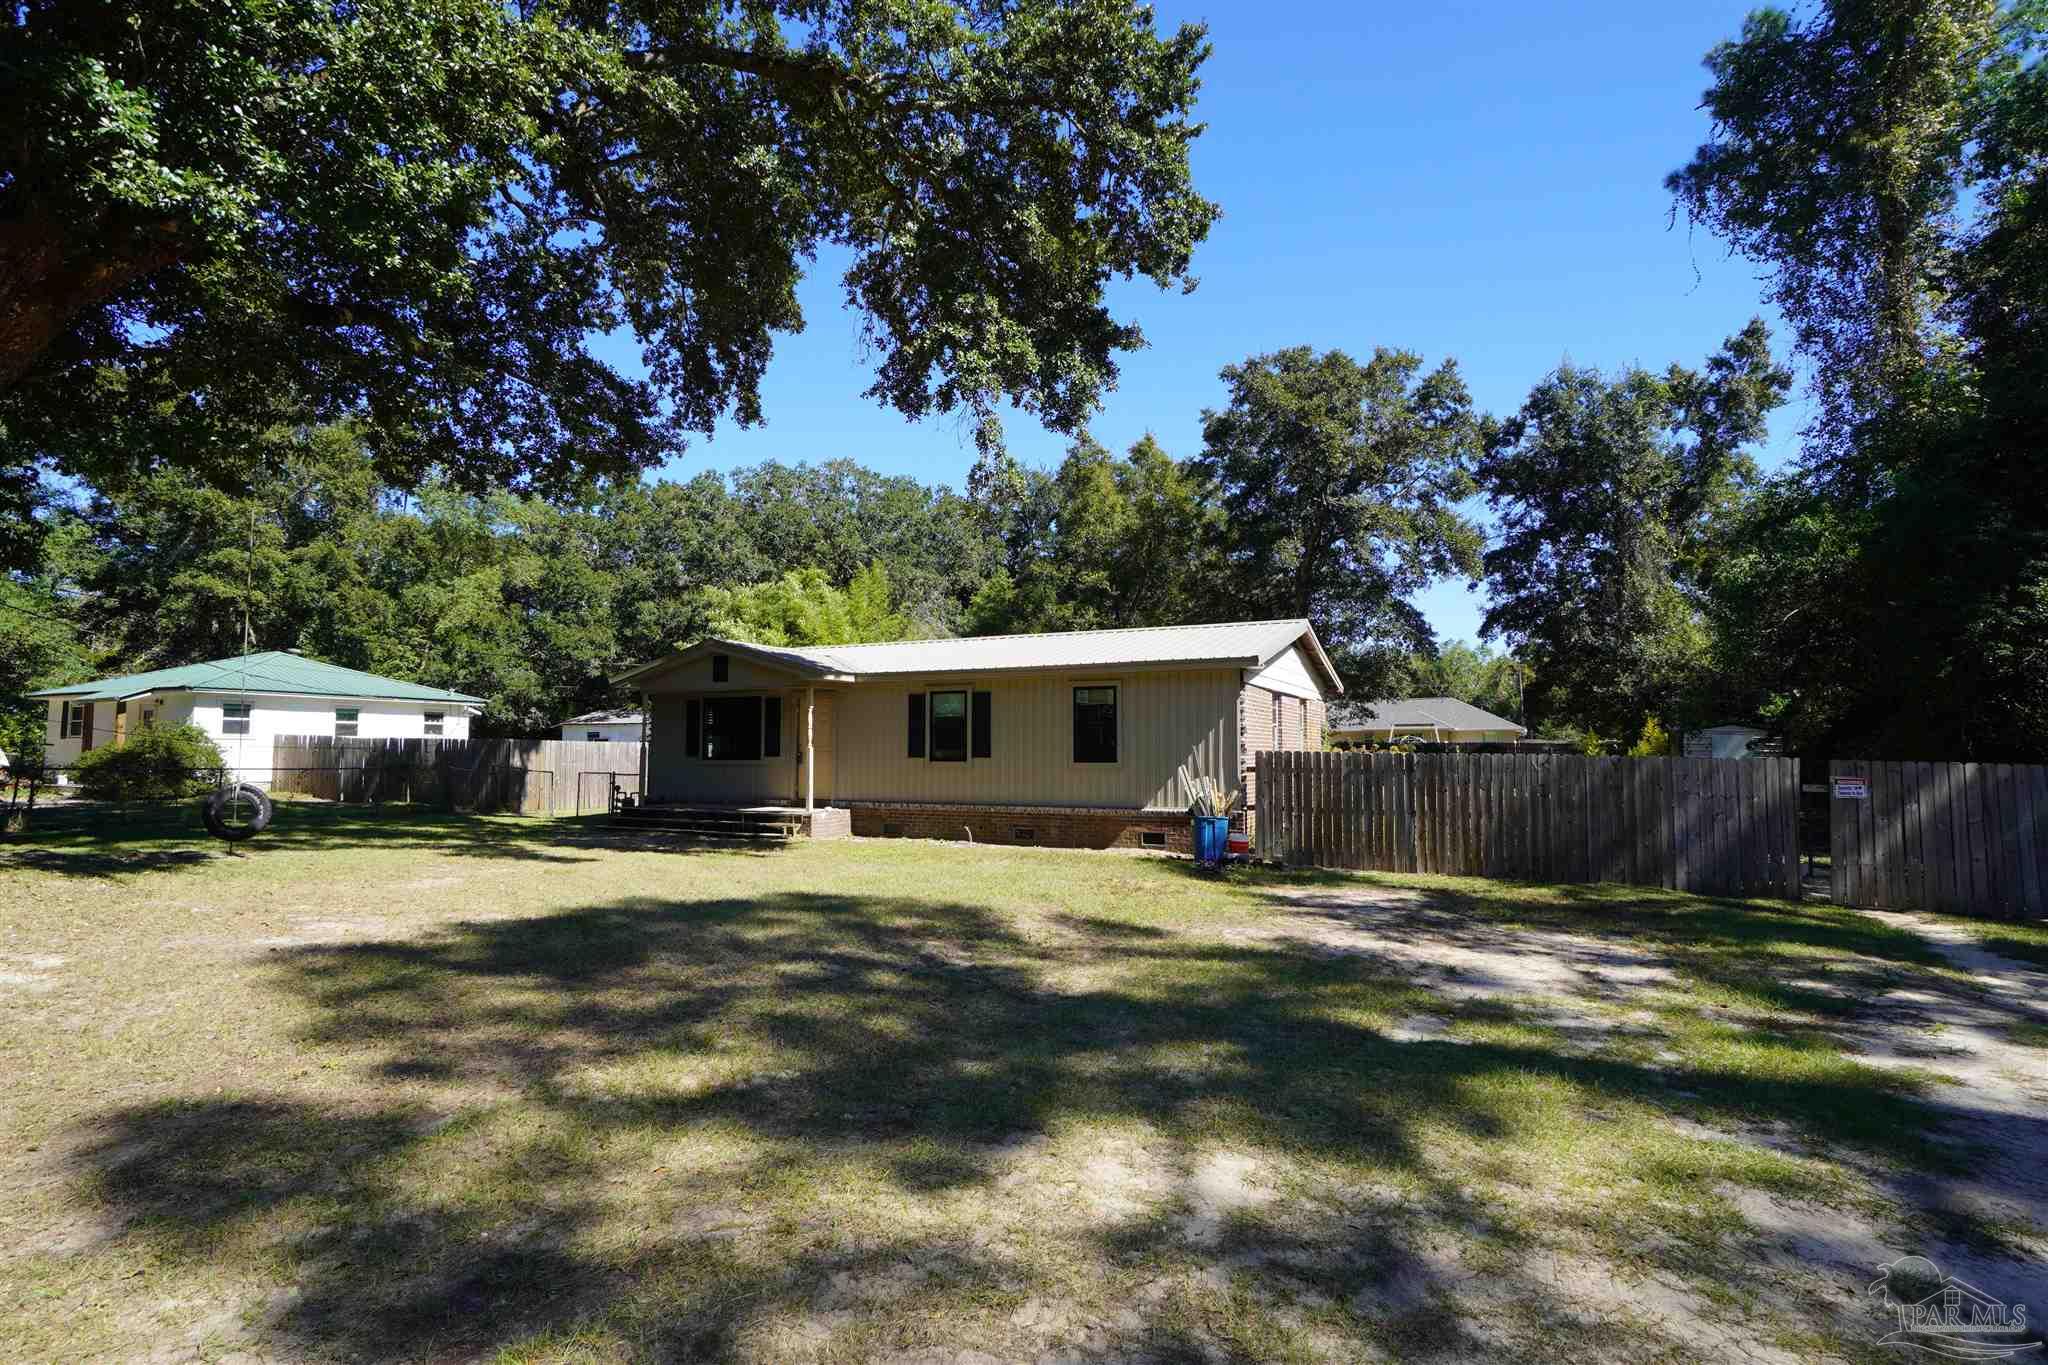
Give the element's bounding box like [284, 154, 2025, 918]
[27, 652, 485, 705]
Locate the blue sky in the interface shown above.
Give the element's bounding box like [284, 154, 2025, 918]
[604, 1, 1803, 647]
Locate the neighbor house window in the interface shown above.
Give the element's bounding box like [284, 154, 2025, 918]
[222, 702, 251, 736]
[334, 707, 359, 738]
[140, 708, 156, 729]
[702, 695, 762, 760]
[587, 730, 604, 742]
[711, 653, 729, 683]
[60, 701, 85, 738]
[423, 711, 444, 737]
[929, 691, 968, 762]
[1073, 686, 1118, 763]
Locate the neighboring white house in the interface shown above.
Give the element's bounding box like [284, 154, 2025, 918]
[30, 651, 484, 784]
[559, 708, 645, 743]
[1326, 697, 1527, 746]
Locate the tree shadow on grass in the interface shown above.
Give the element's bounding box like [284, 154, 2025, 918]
[1, 802, 770, 877]
[69, 888, 1973, 1361]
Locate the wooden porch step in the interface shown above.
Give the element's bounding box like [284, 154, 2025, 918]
[609, 807, 803, 840]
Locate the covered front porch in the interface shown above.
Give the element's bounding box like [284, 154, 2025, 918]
[619, 639, 850, 830]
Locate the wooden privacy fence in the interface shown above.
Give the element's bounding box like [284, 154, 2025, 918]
[1255, 751, 1802, 900]
[1829, 760, 2047, 919]
[269, 737, 643, 816]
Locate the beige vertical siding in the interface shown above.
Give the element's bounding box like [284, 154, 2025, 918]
[646, 690, 801, 803]
[830, 668, 1241, 809]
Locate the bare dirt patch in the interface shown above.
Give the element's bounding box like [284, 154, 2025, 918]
[1246, 884, 1677, 1003]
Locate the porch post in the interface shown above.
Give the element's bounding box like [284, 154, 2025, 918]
[637, 690, 649, 803]
[805, 685, 816, 813]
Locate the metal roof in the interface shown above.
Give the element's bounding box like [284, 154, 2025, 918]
[28, 651, 486, 705]
[1328, 696, 1526, 735]
[564, 708, 644, 725]
[619, 619, 1342, 692]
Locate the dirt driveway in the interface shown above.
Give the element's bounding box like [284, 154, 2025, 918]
[1251, 883, 2048, 1344]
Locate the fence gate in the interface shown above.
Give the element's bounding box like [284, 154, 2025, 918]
[1828, 760, 2047, 919]
[1254, 751, 1802, 900]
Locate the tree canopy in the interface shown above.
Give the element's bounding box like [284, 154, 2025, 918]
[1479, 321, 1790, 741]
[1666, 0, 2048, 758]
[0, 0, 1218, 562]
[1194, 346, 1484, 698]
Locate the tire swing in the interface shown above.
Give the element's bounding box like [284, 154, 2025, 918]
[203, 509, 275, 846]
[204, 783, 273, 841]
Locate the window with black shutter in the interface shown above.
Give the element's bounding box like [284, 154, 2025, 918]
[1073, 686, 1118, 763]
[685, 699, 701, 756]
[763, 696, 782, 757]
[971, 691, 991, 759]
[703, 696, 762, 760]
[907, 693, 925, 757]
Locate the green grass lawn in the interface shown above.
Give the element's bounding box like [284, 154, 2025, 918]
[0, 802, 2031, 1362]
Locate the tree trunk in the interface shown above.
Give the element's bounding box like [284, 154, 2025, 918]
[0, 216, 183, 388]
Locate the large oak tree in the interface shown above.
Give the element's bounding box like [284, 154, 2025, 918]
[1192, 346, 1484, 696]
[0, 0, 1218, 541]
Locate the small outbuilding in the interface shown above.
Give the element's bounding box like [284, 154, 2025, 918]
[560, 708, 645, 743]
[1682, 724, 1774, 759]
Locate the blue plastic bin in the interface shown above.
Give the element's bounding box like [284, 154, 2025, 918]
[1192, 815, 1230, 864]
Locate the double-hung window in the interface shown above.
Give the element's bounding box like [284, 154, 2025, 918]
[334, 707, 359, 738]
[222, 702, 252, 736]
[1073, 686, 1118, 764]
[928, 691, 968, 762]
[60, 700, 85, 738]
[702, 696, 762, 760]
[908, 689, 992, 762]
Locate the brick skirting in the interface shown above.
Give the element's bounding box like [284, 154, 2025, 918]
[847, 802, 1191, 852]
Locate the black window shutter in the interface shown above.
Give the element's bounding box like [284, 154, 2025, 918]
[685, 699, 701, 757]
[971, 691, 991, 759]
[907, 693, 926, 758]
[763, 696, 782, 757]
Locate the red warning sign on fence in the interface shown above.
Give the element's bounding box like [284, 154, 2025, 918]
[1832, 777, 1869, 799]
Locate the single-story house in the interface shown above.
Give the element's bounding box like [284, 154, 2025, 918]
[30, 651, 483, 784]
[614, 619, 1342, 849]
[1326, 696, 1526, 746]
[560, 708, 646, 743]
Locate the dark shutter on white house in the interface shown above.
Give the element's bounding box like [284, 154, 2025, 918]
[907, 693, 925, 758]
[763, 696, 782, 757]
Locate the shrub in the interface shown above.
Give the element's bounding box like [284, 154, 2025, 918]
[72, 724, 226, 801]
[1627, 717, 1672, 758]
